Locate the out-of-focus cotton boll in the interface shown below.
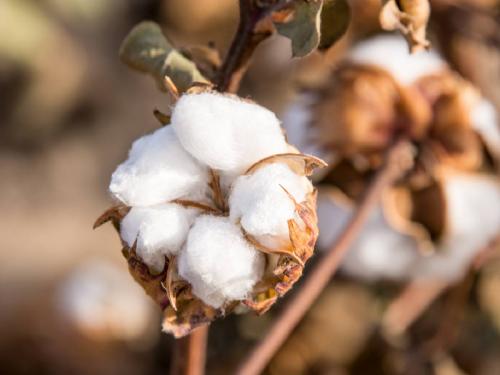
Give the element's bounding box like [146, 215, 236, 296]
[348, 34, 446, 84]
[121, 204, 197, 272]
[171, 92, 288, 174]
[58, 260, 156, 341]
[317, 193, 420, 281]
[178, 215, 265, 308]
[229, 163, 311, 247]
[109, 126, 208, 206]
[281, 94, 326, 160]
[470, 98, 500, 161]
[413, 174, 500, 281]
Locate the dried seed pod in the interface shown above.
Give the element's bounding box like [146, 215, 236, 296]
[96, 90, 326, 336]
[380, 0, 431, 53]
[284, 35, 500, 282]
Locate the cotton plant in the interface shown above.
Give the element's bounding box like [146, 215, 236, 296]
[284, 35, 500, 284]
[94, 17, 332, 336]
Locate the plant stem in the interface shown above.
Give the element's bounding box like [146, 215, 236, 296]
[217, 0, 273, 93]
[235, 139, 413, 375]
[170, 326, 209, 375]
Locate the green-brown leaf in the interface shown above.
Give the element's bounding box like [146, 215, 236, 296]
[119, 21, 208, 92]
[318, 0, 350, 50]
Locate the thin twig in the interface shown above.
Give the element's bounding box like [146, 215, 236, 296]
[170, 326, 209, 375]
[236, 140, 413, 375]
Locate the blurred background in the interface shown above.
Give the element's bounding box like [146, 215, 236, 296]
[0, 0, 499, 374]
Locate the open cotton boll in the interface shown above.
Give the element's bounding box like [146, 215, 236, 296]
[413, 174, 500, 281]
[121, 204, 197, 272]
[229, 163, 311, 247]
[178, 215, 265, 308]
[317, 193, 419, 280]
[349, 35, 446, 85]
[110, 126, 208, 206]
[171, 92, 288, 174]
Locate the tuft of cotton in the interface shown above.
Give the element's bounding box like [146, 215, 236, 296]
[121, 204, 197, 272]
[110, 126, 208, 206]
[470, 98, 500, 160]
[229, 163, 312, 247]
[348, 34, 446, 85]
[317, 193, 419, 280]
[58, 260, 155, 341]
[178, 215, 265, 308]
[413, 174, 500, 281]
[171, 92, 288, 174]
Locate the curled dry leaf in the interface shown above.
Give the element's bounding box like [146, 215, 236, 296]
[93, 204, 130, 231]
[380, 0, 431, 53]
[245, 153, 327, 176]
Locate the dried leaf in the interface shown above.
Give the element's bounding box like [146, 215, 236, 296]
[153, 109, 171, 125]
[93, 204, 130, 231]
[119, 21, 208, 93]
[162, 300, 220, 338]
[170, 199, 222, 215]
[318, 0, 350, 50]
[163, 256, 190, 311]
[124, 245, 170, 309]
[245, 152, 327, 176]
[379, 0, 431, 53]
[273, 0, 323, 57]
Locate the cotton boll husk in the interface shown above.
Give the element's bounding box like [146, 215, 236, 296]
[317, 191, 420, 281]
[58, 260, 156, 341]
[178, 215, 265, 308]
[348, 34, 446, 85]
[120, 204, 197, 272]
[171, 92, 288, 174]
[412, 173, 500, 281]
[229, 163, 312, 248]
[109, 126, 208, 206]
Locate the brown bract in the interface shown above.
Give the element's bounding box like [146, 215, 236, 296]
[94, 150, 325, 337]
[310, 63, 496, 252]
[380, 0, 431, 53]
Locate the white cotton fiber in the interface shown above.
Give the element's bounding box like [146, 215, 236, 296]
[58, 260, 155, 341]
[281, 93, 327, 160]
[121, 204, 197, 272]
[110, 126, 208, 206]
[229, 163, 312, 247]
[317, 193, 420, 281]
[171, 92, 288, 174]
[470, 98, 500, 160]
[413, 174, 500, 281]
[178, 215, 265, 308]
[348, 34, 446, 84]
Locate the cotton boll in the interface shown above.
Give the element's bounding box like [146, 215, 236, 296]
[317, 193, 420, 281]
[413, 174, 500, 281]
[58, 260, 156, 341]
[110, 126, 208, 206]
[229, 163, 312, 247]
[171, 92, 288, 174]
[121, 204, 197, 272]
[470, 98, 500, 161]
[178, 215, 265, 308]
[349, 35, 446, 85]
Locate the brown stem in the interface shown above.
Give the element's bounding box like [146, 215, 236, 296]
[170, 326, 209, 375]
[235, 140, 413, 375]
[216, 0, 274, 93]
